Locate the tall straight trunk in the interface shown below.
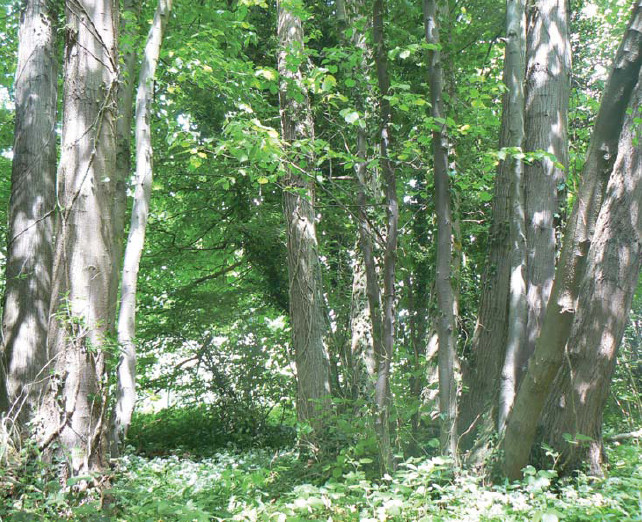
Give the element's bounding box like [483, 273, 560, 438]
[112, 0, 172, 454]
[424, 0, 458, 457]
[521, 0, 570, 368]
[372, 0, 399, 472]
[0, 0, 58, 421]
[36, 0, 119, 476]
[539, 71, 642, 476]
[503, 2, 642, 480]
[277, 0, 331, 442]
[498, 0, 527, 433]
[458, 0, 526, 439]
[108, 0, 139, 458]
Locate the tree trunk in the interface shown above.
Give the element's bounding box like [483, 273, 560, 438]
[0, 0, 58, 422]
[112, 0, 172, 455]
[498, 0, 527, 433]
[107, 0, 139, 458]
[277, 0, 331, 446]
[539, 71, 642, 475]
[521, 0, 570, 368]
[503, 2, 642, 480]
[36, 0, 119, 476]
[424, 0, 458, 457]
[372, 0, 399, 472]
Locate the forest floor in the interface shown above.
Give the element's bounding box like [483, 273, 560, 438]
[2, 438, 641, 520]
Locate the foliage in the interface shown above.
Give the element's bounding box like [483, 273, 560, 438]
[4, 434, 641, 520]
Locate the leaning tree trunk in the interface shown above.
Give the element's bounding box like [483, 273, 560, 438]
[372, 0, 399, 472]
[36, 0, 119, 477]
[539, 71, 642, 476]
[424, 0, 458, 457]
[498, 0, 527, 433]
[112, 0, 172, 455]
[277, 0, 331, 447]
[0, 0, 58, 422]
[503, 2, 642, 480]
[521, 0, 570, 369]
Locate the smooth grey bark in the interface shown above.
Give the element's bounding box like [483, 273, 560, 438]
[372, 0, 399, 472]
[521, 0, 570, 368]
[112, 0, 172, 455]
[503, 2, 642, 480]
[36, 0, 119, 476]
[277, 0, 331, 442]
[540, 71, 642, 475]
[108, 0, 139, 458]
[0, 0, 58, 422]
[424, 0, 458, 457]
[498, 0, 527, 433]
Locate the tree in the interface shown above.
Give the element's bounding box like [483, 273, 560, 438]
[424, 0, 458, 456]
[521, 0, 570, 367]
[0, 0, 58, 423]
[112, 0, 172, 456]
[498, 0, 527, 433]
[504, 2, 642, 480]
[371, 0, 399, 471]
[36, 0, 119, 476]
[277, 0, 331, 444]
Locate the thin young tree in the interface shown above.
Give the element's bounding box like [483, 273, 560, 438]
[371, 0, 399, 471]
[112, 0, 172, 454]
[0, 0, 58, 422]
[424, 0, 458, 456]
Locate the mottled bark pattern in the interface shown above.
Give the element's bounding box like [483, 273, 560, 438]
[0, 0, 58, 421]
[540, 73, 642, 475]
[503, 2, 642, 480]
[277, 0, 331, 435]
[522, 0, 570, 367]
[38, 0, 119, 475]
[498, 0, 527, 433]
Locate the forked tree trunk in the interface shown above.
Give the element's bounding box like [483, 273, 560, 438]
[372, 0, 399, 472]
[539, 71, 642, 475]
[112, 0, 172, 455]
[521, 0, 570, 368]
[277, 0, 331, 445]
[0, 0, 58, 422]
[503, 2, 642, 480]
[37, 0, 119, 476]
[424, 0, 458, 457]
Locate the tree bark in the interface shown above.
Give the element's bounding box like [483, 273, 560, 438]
[0, 0, 58, 422]
[424, 0, 457, 457]
[539, 72, 642, 475]
[277, 0, 331, 445]
[36, 0, 119, 476]
[503, 2, 642, 480]
[372, 0, 399, 472]
[521, 0, 570, 368]
[112, 0, 172, 455]
[498, 0, 527, 433]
